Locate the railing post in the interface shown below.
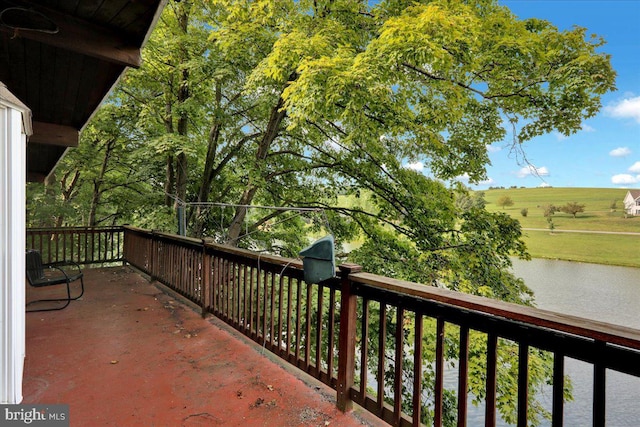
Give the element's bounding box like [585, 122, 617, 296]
[149, 230, 157, 282]
[337, 263, 362, 412]
[201, 239, 212, 318]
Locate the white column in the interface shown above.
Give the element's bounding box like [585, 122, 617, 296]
[0, 100, 27, 404]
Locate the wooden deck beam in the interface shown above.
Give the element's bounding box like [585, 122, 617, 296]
[0, 1, 142, 68]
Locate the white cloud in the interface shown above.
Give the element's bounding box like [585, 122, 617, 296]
[467, 176, 494, 187]
[609, 147, 632, 157]
[554, 132, 569, 141]
[404, 161, 424, 171]
[605, 96, 640, 123]
[517, 165, 549, 178]
[486, 144, 502, 153]
[611, 174, 640, 185]
[480, 177, 495, 185]
[538, 182, 552, 188]
[581, 124, 595, 132]
[629, 161, 640, 173]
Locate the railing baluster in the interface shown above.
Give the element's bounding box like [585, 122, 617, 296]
[224, 258, 229, 321]
[237, 263, 243, 327]
[377, 302, 387, 414]
[327, 287, 336, 380]
[552, 351, 564, 427]
[46, 230, 51, 263]
[485, 333, 498, 427]
[62, 230, 67, 261]
[256, 264, 262, 339]
[249, 266, 256, 337]
[202, 248, 211, 317]
[89, 230, 94, 262]
[360, 298, 370, 402]
[594, 341, 606, 427]
[262, 269, 268, 341]
[518, 342, 529, 427]
[270, 271, 276, 345]
[243, 264, 249, 331]
[435, 317, 445, 427]
[286, 276, 293, 358]
[213, 256, 220, 315]
[305, 282, 312, 369]
[413, 313, 423, 427]
[458, 326, 469, 427]
[278, 273, 285, 355]
[316, 284, 324, 378]
[393, 306, 404, 426]
[54, 230, 59, 262]
[232, 260, 237, 322]
[295, 278, 302, 362]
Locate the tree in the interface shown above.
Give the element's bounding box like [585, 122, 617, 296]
[542, 204, 558, 217]
[561, 202, 586, 218]
[497, 195, 514, 210]
[27, 100, 172, 229]
[455, 188, 487, 212]
[188, 2, 612, 422]
[120, 0, 215, 226]
[521, 208, 529, 217]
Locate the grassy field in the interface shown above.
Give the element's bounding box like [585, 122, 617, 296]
[483, 187, 640, 267]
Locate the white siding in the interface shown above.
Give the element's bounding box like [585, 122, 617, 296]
[0, 102, 27, 404]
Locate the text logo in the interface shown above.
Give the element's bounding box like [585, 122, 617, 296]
[0, 405, 68, 427]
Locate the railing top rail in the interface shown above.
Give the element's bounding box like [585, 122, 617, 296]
[124, 225, 306, 271]
[27, 226, 124, 232]
[205, 242, 305, 270]
[350, 271, 640, 351]
[124, 226, 203, 245]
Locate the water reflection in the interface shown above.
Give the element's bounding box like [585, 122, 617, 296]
[512, 258, 640, 427]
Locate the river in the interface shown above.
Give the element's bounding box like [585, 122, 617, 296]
[510, 258, 640, 426]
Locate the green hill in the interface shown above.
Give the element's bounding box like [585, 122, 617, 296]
[482, 187, 639, 267]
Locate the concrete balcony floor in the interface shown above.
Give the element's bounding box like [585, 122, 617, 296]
[23, 267, 383, 426]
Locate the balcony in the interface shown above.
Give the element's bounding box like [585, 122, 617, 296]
[23, 265, 378, 426]
[24, 226, 640, 426]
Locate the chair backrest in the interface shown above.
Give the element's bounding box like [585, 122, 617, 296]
[26, 250, 45, 283]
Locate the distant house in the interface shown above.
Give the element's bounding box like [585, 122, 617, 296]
[623, 190, 640, 216]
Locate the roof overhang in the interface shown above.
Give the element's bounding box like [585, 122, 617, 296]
[0, 0, 167, 182]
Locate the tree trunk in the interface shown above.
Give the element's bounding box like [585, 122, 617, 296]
[164, 88, 175, 207]
[89, 139, 115, 227]
[192, 82, 223, 237]
[173, 3, 191, 213]
[55, 170, 80, 227]
[164, 154, 175, 206]
[226, 96, 287, 244]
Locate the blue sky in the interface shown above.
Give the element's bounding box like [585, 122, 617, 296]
[473, 1, 640, 189]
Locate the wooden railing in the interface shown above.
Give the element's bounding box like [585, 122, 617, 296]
[102, 227, 640, 425]
[26, 226, 124, 265]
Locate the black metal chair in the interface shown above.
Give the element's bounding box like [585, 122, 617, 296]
[26, 249, 85, 312]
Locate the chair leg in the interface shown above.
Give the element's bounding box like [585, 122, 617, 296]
[70, 276, 85, 301]
[26, 280, 72, 312]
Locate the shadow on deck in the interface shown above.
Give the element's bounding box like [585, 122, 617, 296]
[22, 266, 383, 426]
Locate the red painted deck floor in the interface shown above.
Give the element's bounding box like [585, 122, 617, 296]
[23, 266, 386, 427]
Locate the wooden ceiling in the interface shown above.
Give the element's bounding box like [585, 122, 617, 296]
[0, 0, 167, 182]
